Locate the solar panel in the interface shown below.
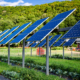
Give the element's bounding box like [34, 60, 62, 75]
[27, 9, 76, 42]
[26, 42, 33, 47]
[63, 39, 76, 46]
[31, 42, 39, 47]
[53, 39, 65, 47]
[0, 22, 31, 44]
[62, 20, 80, 39]
[10, 17, 49, 44]
[49, 34, 61, 47]
[0, 26, 19, 42]
[0, 29, 9, 37]
[38, 36, 52, 47]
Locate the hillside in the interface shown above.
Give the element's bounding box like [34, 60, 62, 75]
[0, 0, 80, 31]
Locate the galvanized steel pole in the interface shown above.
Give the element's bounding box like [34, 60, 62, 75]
[22, 39, 25, 68]
[39, 47, 40, 56]
[63, 46, 64, 59]
[31, 47, 32, 56]
[8, 42, 10, 65]
[46, 36, 49, 75]
[50, 47, 51, 58]
[71, 47, 72, 57]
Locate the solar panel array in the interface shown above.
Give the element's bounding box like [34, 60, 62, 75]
[49, 34, 61, 47]
[53, 39, 65, 47]
[63, 39, 76, 46]
[0, 22, 31, 44]
[27, 9, 76, 42]
[10, 17, 48, 44]
[0, 26, 19, 42]
[38, 36, 52, 47]
[0, 29, 9, 37]
[62, 20, 80, 39]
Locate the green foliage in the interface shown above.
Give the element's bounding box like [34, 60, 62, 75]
[0, 0, 80, 32]
[0, 63, 64, 80]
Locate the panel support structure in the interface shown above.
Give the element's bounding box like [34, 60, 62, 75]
[46, 36, 49, 75]
[50, 47, 51, 58]
[31, 47, 32, 56]
[71, 47, 73, 57]
[63, 46, 64, 59]
[39, 47, 40, 56]
[22, 39, 25, 68]
[8, 42, 10, 65]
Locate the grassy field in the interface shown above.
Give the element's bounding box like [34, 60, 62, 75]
[0, 47, 80, 79]
[0, 47, 80, 58]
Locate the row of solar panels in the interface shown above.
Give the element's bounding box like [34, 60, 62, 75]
[0, 18, 48, 45]
[0, 8, 77, 46]
[27, 34, 76, 47]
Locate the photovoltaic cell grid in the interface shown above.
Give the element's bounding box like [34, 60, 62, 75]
[0, 29, 9, 37]
[26, 42, 33, 47]
[63, 39, 76, 46]
[0, 22, 31, 44]
[49, 34, 61, 47]
[53, 39, 65, 47]
[10, 17, 49, 44]
[31, 42, 39, 47]
[38, 36, 52, 47]
[27, 9, 76, 42]
[29, 42, 33, 46]
[0, 26, 19, 42]
[62, 20, 80, 39]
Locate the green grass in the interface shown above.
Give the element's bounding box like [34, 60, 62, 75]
[0, 47, 80, 58]
[0, 62, 64, 80]
[1, 55, 79, 73]
[25, 56, 80, 72]
[0, 62, 12, 73]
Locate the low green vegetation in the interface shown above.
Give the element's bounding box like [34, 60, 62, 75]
[0, 55, 80, 79]
[0, 55, 80, 73]
[0, 62, 64, 80]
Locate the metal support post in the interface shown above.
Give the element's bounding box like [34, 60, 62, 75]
[39, 47, 40, 56]
[31, 47, 32, 56]
[46, 36, 49, 75]
[50, 47, 51, 58]
[71, 47, 72, 57]
[8, 42, 10, 65]
[22, 39, 25, 68]
[63, 46, 64, 59]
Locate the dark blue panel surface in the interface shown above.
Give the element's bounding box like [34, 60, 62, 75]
[0, 29, 9, 37]
[38, 36, 52, 47]
[49, 34, 61, 47]
[63, 39, 76, 46]
[0, 22, 31, 44]
[10, 17, 48, 43]
[62, 20, 80, 39]
[27, 9, 76, 41]
[0, 26, 19, 42]
[26, 42, 33, 47]
[31, 42, 38, 47]
[53, 39, 65, 47]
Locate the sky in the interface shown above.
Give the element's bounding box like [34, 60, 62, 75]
[0, 0, 67, 6]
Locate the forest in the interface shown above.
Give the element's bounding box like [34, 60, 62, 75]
[0, 0, 80, 46]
